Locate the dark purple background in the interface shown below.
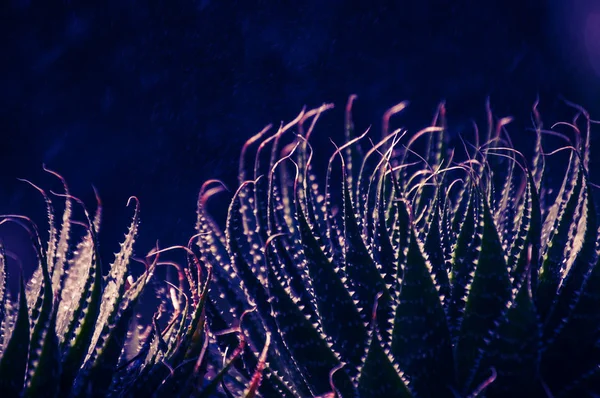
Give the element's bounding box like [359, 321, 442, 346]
[1, 0, 599, 275]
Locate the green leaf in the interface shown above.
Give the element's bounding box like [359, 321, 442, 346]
[45, 169, 73, 297]
[74, 268, 150, 398]
[507, 170, 541, 290]
[483, 271, 541, 397]
[540, 182, 600, 393]
[24, 185, 55, 328]
[296, 187, 366, 375]
[339, 154, 391, 330]
[391, 227, 455, 396]
[265, 236, 349, 396]
[537, 165, 584, 321]
[543, 179, 597, 345]
[58, 216, 104, 396]
[267, 157, 319, 323]
[24, 307, 60, 398]
[226, 183, 312, 397]
[423, 193, 450, 305]
[0, 274, 30, 396]
[24, 220, 60, 398]
[357, 322, 412, 398]
[56, 213, 100, 346]
[197, 181, 250, 332]
[456, 194, 512, 392]
[448, 188, 480, 338]
[90, 198, 140, 353]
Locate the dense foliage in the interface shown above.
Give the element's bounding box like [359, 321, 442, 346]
[1, 98, 599, 397]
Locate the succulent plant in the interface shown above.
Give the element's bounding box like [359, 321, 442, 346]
[1, 96, 599, 397]
[195, 97, 600, 397]
[0, 171, 268, 397]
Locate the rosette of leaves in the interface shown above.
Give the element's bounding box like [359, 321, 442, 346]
[0, 171, 269, 397]
[197, 97, 600, 397]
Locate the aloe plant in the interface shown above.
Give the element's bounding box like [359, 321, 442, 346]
[0, 170, 269, 397]
[2, 97, 599, 397]
[195, 98, 600, 397]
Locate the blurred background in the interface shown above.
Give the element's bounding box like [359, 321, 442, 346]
[1, 0, 600, 278]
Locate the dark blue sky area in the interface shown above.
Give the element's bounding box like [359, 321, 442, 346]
[1, 0, 599, 269]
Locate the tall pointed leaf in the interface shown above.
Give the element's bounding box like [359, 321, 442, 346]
[456, 195, 512, 392]
[0, 274, 30, 396]
[391, 227, 455, 396]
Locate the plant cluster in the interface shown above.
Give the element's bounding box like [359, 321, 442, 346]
[1, 97, 599, 397]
